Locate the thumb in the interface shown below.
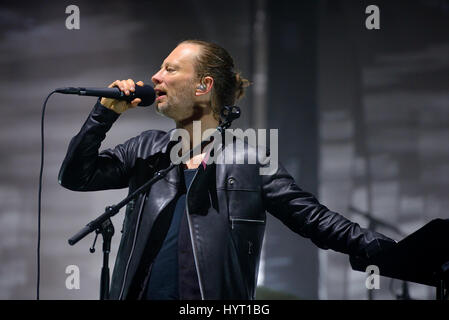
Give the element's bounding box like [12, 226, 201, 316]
[130, 98, 142, 107]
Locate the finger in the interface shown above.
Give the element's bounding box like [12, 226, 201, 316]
[120, 80, 130, 95]
[130, 98, 141, 107]
[114, 80, 126, 92]
[109, 80, 120, 88]
[127, 79, 135, 92]
[136, 81, 144, 87]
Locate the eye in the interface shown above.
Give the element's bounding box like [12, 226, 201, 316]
[166, 66, 175, 72]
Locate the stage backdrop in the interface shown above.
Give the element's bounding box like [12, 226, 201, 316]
[0, 0, 447, 300]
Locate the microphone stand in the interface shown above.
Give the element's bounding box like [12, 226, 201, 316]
[68, 105, 240, 300]
[88, 218, 114, 300]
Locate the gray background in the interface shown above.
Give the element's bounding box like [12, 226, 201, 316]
[0, 0, 447, 300]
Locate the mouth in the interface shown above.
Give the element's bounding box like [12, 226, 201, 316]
[155, 88, 167, 101]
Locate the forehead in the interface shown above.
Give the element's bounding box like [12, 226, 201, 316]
[163, 43, 201, 68]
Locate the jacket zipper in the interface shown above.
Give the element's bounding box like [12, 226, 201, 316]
[229, 217, 265, 230]
[118, 194, 146, 299]
[185, 169, 205, 300]
[137, 262, 153, 300]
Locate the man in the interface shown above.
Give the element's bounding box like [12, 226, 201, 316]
[59, 40, 396, 300]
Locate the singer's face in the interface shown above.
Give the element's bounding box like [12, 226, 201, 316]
[151, 43, 201, 121]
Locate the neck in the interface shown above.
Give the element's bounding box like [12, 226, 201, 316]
[175, 108, 219, 151]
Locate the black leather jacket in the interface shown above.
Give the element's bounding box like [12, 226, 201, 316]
[59, 101, 396, 300]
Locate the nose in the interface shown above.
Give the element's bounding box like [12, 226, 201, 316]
[151, 69, 162, 86]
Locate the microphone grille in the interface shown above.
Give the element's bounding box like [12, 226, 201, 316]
[135, 85, 156, 107]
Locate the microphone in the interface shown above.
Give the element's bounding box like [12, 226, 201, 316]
[55, 85, 156, 106]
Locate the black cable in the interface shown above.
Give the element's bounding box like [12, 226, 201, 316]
[37, 90, 56, 300]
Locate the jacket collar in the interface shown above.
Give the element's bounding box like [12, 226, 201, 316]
[153, 128, 224, 170]
[149, 128, 180, 155]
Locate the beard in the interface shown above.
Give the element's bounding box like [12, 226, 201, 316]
[155, 81, 196, 121]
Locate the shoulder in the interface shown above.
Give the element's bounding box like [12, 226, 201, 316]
[121, 129, 173, 159]
[221, 129, 273, 166]
[138, 129, 168, 142]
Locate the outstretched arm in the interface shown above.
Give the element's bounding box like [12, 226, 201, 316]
[261, 163, 396, 259]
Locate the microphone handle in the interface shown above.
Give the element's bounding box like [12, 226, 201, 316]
[79, 87, 136, 102]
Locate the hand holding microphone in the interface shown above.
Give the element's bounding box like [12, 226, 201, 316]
[101, 79, 144, 114]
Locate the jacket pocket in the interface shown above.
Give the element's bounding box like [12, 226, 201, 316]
[228, 216, 265, 299]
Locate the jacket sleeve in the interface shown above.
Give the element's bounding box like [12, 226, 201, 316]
[261, 162, 397, 259]
[58, 100, 138, 191]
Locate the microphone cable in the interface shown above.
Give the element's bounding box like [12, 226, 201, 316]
[37, 90, 57, 300]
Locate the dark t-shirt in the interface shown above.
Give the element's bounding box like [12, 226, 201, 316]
[145, 168, 196, 300]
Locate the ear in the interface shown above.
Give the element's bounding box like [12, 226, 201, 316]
[195, 76, 214, 96]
